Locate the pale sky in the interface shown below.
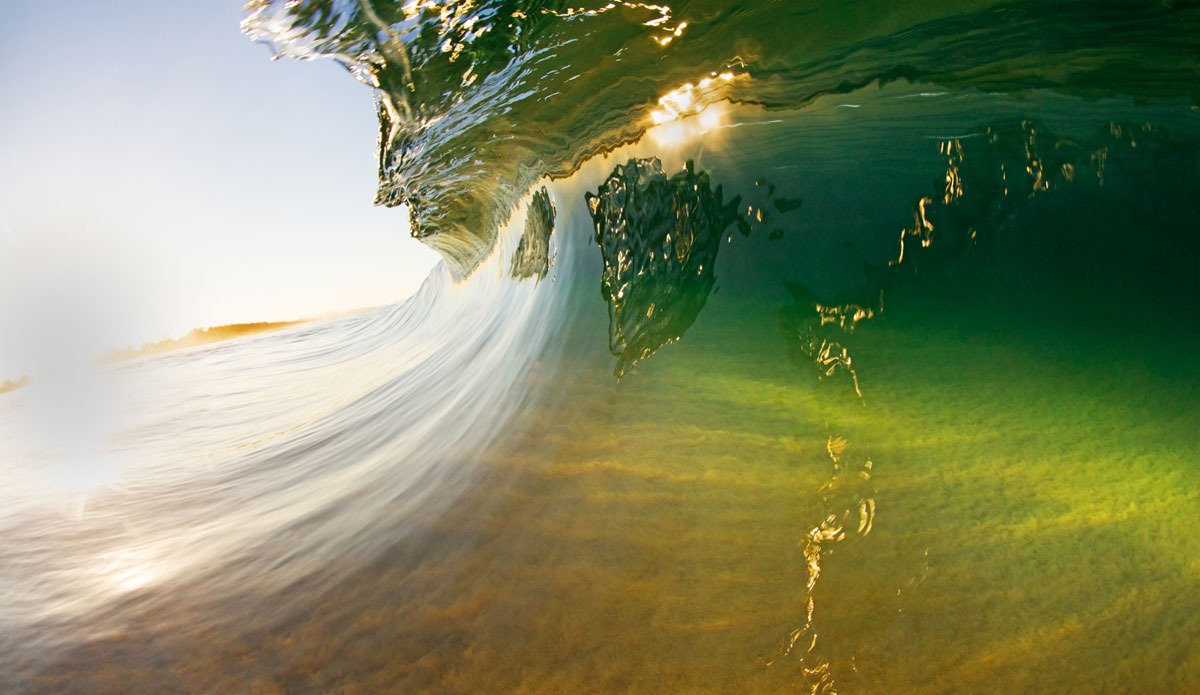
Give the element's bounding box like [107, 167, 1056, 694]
[0, 1, 440, 378]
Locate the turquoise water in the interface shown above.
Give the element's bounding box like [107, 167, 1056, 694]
[3, 2, 1200, 692]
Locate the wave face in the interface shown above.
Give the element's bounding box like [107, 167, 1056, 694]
[3, 2, 1200, 694]
[0, 209, 580, 679]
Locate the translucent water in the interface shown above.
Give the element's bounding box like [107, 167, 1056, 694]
[3, 2, 1200, 692]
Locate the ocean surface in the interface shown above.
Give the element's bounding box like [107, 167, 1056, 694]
[3, 1, 1200, 693]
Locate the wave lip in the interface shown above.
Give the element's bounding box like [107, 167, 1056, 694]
[245, 0, 1200, 275]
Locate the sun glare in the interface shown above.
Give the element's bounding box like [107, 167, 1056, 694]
[97, 550, 161, 594]
[647, 72, 737, 146]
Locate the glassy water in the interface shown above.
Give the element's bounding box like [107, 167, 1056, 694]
[3, 1, 1199, 693]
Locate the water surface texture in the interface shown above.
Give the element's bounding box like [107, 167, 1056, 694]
[3, 2, 1200, 693]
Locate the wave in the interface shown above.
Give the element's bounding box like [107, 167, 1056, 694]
[0, 199, 578, 660]
[3, 2, 1199, 692]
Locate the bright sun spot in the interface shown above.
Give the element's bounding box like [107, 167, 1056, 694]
[650, 102, 728, 147]
[98, 550, 160, 593]
[647, 72, 736, 146]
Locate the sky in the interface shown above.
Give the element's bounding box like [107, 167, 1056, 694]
[0, 0, 441, 378]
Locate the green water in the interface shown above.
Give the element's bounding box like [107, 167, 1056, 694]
[450, 304, 1196, 695]
[467, 300, 1199, 694]
[15, 21, 1200, 688]
[35, 292, 1195, 695]
[253, 311, 1192, 693]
